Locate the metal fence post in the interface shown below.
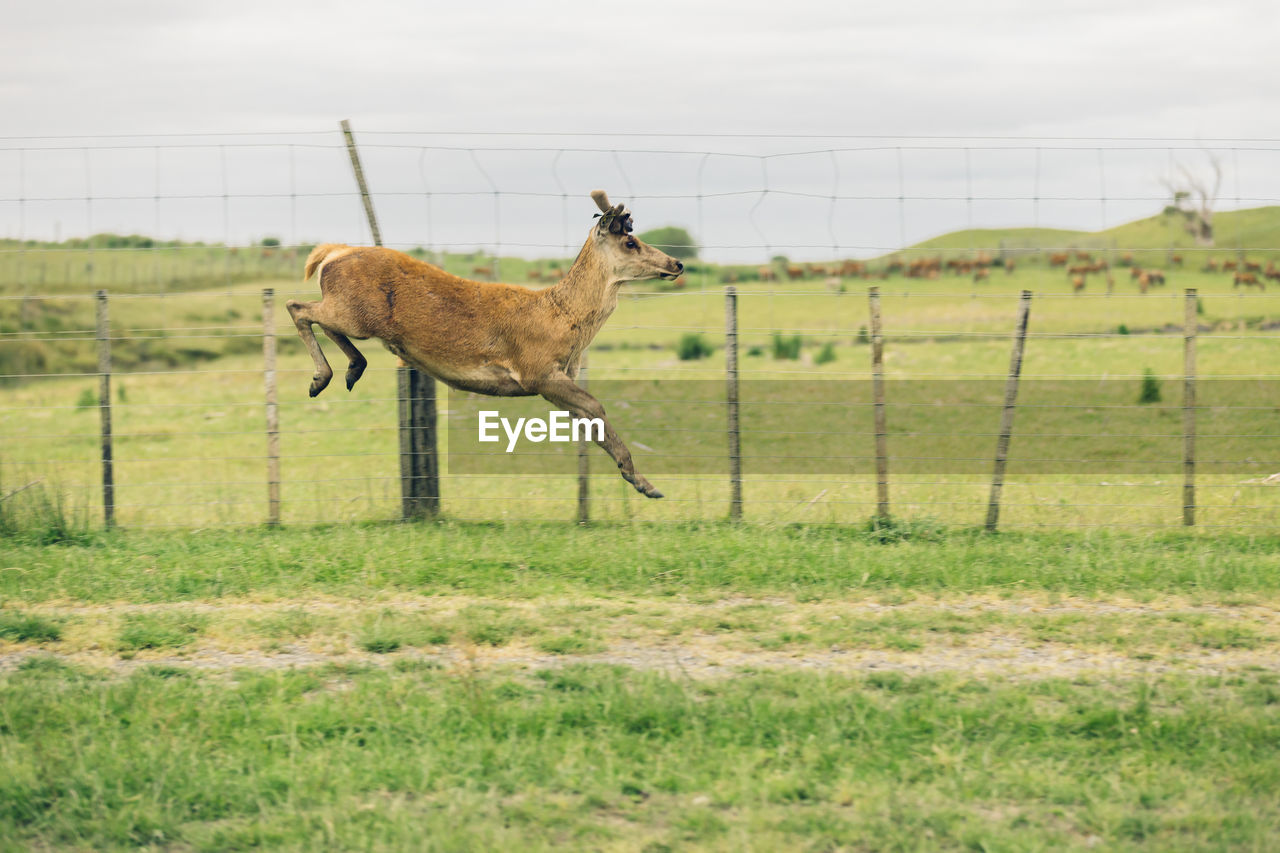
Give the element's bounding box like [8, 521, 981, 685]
[95, 290, 114, 529]
[985, 290, 1032, 532]
[263, 288, 280, 526]
[725, 286, 742, 521]
[868, 286, 889, 521]
[1183, 288, 1197, 526]
[577, 350, 590, 524]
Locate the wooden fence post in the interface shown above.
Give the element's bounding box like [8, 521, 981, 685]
[577, 349, 590, 524]
[397, 370, 440, 519]
[340, 120, 382, 247]
[725, 286, 743, 521]
[263, 288, 280, 526]
[985, 290, 1032, 532]
[1183, 288, 1197, 526]
[341, 119, 439, 519]
[868, 287, 889, 521]
[95, 290, 114, 529]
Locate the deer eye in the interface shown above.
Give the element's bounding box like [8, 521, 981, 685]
[625, 239, 638, 250]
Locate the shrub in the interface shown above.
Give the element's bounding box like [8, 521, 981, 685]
[815, 342, 837, 364]
[772, 333, 802, 360]
[676, 333, 713, 361]
[1138, 368, 1162, 404]
[635, 227, 698, 260]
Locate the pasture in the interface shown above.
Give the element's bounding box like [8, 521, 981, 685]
[4, 221, 1280, 849]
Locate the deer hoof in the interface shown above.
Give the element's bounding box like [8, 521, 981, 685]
[623, 470, 663, 499]
[345, 363, 366, 391]
[309, 374, 331, 397]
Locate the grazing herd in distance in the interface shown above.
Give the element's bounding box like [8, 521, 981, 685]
[714, 249, 1280, 293]
[475, 248, 1280, 295]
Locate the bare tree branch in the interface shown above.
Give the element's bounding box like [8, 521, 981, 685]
[1162, 149, 1222, 246]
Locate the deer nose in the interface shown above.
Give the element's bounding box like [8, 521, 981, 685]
[674, 260, 685, 273]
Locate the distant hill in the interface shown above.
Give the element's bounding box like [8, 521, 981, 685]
[906, 206, 1280, 255]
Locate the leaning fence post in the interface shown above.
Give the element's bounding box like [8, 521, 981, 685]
[341, 119, 439, 519]
[1183, 288, 1197, 526]
[263, 288, 280, 526]
[340, 119, 382, 247]
[95, 289, 114, 529]
[985, 290, 1032, 532]
[868, 287, 890, 521]
[725, 286, 743, 521]
[577, 349, 590, 524]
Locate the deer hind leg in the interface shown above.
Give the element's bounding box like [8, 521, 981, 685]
[320, 327, 368, 390]
[285, 300, 333, 397]
[536, 372, 662, 499]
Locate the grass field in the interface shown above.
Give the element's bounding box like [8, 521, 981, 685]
[4, 211, 1280, 849]
[3, 524, 1280, 850]
[3, 261, 1280, 531]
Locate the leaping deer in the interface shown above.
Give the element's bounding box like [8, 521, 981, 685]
[287, 190, 683, 499]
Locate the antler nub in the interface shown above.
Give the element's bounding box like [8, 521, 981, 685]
[591, 189, 633, 234]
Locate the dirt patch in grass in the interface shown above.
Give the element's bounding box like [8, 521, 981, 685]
[3, 593, 1278, 680]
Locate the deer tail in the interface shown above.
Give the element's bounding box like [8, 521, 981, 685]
[304, 243, 347, 281]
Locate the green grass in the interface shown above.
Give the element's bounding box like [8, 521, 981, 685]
[1, 662, 1277, 850]
[115, 612, 208, 651]
[0, 610, 63, 643]
[4, 523, 1280, 604]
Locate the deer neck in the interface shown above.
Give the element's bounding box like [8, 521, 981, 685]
[546, 239, 623, 341]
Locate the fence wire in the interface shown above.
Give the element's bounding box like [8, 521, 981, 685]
[3, 131, 1280, 531]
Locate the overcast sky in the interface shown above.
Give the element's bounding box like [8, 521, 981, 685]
[4, 0, 1279, 261]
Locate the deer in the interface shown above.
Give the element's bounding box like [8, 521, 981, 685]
[1234, 271, 1264, 290]
[287, 190, 683, 499]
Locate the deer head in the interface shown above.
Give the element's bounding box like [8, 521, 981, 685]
[589, 190, 684, 282]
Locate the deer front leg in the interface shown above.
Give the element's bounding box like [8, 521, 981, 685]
[536, 372, 662, 499]
[320, 327, 368, 391]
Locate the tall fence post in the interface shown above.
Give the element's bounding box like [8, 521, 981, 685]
[263, 288, 280, 526]
[1183, 288, 1197, 527]
[985, 290, 1032, 532]
[577, 350, 590, 524]
[868, 287, 890, 521]
[95, 290, 114, 529]
[341, 119, 439, 519]
[725, 286, 743, 521]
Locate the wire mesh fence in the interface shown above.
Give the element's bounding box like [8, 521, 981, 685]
[3, 130, 1280, 531]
